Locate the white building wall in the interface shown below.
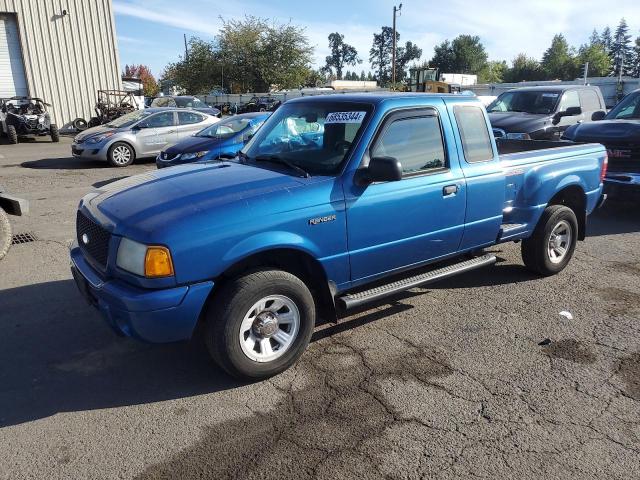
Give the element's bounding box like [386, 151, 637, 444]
[0, 0, 121, 126]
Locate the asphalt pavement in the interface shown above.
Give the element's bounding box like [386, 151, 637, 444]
[0, 137, 639, 479]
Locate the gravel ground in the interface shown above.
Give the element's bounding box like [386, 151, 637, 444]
[0, 137, 639, 479]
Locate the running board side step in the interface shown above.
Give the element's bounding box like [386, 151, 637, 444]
[338, 254, 497, 310]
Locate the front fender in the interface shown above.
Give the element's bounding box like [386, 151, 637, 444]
[221, 230, 322, 268]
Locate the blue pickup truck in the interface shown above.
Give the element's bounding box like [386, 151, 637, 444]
[70, 93, 607, 379]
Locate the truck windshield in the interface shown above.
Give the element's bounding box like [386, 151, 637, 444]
[487, 91, 560, 115]
[240, 101, 372, 176]
[606, 91, 640, 120]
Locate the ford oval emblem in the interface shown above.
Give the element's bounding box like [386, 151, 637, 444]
[82, 233, 89, 245]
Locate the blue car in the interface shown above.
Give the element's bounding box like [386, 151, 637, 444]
[156, 112, 270, 168]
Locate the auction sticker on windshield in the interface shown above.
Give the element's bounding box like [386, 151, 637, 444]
[325, 111, 366, 124]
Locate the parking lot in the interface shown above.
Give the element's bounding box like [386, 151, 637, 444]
[1, 138, 639, 479]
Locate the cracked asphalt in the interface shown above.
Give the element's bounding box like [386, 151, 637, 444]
[1, 138, 639, 479]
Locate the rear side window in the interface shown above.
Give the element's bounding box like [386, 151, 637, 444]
[579, 89, 602, 111]
[453, 105, 494, 163]
[371, 114, 446, 175]
[178, 111, 204, 125]
[559, 90, 580, 111]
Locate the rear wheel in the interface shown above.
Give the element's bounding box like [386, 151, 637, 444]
[521, 205, 578, 276]
[7, 125, 18, 144]
[0, 207, 12, 261]
[50, 124, 60, 142]
[72, 118, 88, 131]
[107, 142, 134, 167]
[205, 269, 315, 379]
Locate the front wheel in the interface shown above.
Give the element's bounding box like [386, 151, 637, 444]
[0, 207, 12, 261]
[50, 124, 60, 142]
[7, 125, 18, 144]
[205, 269, 316, 379]
[521, 205, 578, 276]
[107, 142, 134, 167]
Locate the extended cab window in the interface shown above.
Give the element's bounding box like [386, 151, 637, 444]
[371, 115, 446, 175]
[559, 90, 580, 111]
[453, 105, 494, 163]
[579, 89, 602, 111]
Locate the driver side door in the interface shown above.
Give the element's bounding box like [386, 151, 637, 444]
[135, 111, 178, 156]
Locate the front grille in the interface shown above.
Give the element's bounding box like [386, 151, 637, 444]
[76, 211, 111, 268]
[26, 119, 38, 129]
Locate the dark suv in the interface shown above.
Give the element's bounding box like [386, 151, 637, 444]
[487, 85, 606, 140]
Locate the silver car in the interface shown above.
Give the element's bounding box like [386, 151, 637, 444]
[71, 108, 220, 167]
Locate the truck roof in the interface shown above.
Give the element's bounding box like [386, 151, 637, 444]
[288, 92, 476, 105]
[505, 85, 597, 93]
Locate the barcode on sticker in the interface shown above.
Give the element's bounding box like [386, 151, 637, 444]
[325, 111, 366, 124]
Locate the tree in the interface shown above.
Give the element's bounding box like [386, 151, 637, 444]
[589, 29, 601, 47]
[430, 40, 456, 72]
[601, 27, 613, 54]
[632, 37, 640, 78]
[478, 60, 508, 83]
[503, 53, 543, 82]
[369, 26, 396, 85]
[576, 42, 612, 78]
[124, 64, 159, 97]
[366, 71, 374, 81]
[323, 32, 360, 80]
[303, 68, 326, 87]
[161, 38, 220, 94]
[395, 41, 422, 81]
[611, 18, 633, 76]
[429, 35, 487, 75]
[360, 70, 366, 81]
[541, 34, 577, 80]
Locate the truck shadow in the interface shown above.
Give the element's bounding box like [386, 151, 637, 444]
[20, 157, 157, 170]
[0, 280, 241, 428]
[587, 200, 640, 237]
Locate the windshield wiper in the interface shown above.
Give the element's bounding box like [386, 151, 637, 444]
[253, 154, 310, 178]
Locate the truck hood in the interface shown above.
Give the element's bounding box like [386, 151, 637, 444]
[83, 161, 307, 236]
[488, 112, 552, 134]
[564, 120, 640, 143]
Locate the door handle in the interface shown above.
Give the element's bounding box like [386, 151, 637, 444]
[443, 185, 458, 196]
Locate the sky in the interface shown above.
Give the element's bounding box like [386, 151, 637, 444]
[114, 0, 640, 78]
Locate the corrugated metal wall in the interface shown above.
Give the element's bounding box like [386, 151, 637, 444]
[0, 0, 121, 126]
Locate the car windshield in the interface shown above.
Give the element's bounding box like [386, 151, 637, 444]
[606, 91, 640, 120]
[106, 110, 151, 128]
[240, 101, 372, 176]
[175, 97, 206, 108]
[487, 90, 560, 114]
[198, 118, 252, 138]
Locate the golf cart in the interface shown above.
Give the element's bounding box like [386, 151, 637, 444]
[0, 186, 29, 261]
[0, 96, 59, 144]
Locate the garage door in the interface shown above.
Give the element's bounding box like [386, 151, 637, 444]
[0, 13, 28, 98]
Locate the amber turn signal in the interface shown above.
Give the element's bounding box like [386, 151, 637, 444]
[144, 246, 174, 278]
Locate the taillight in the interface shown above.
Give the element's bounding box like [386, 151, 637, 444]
[600, 154, 608, 182]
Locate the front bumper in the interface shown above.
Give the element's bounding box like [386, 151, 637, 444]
[604, 173, 640, 202]
[71, 142, 110, 161]
[70, 246, 214, 343]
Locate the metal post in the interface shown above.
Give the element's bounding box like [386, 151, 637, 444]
[583, 62, 589, 85]
[392, 4, 402, 86]
[184, 34, 189, 62]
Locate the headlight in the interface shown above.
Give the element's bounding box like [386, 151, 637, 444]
[87, 132, 115, 144]
[116, 237, 174, 278]
[505, 133, 531, 140]
[38, 117, 45, 124]
[180, 151, 209, 160]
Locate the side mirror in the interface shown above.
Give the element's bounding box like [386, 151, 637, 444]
[591, 110, 606, 121]
[357, 156, 403, 185]
[243, 133, 254, 144]
[565, 106, 582, 116]
[131, 123, 144, 131]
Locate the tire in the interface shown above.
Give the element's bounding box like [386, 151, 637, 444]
[107, 142, 135, 167]
[521, 205, 578, 276]
[205, 269, 316, 379]
[7, 125, 18, 144]
[50, 124, 60, 142]
[72, 118, 88, 131]
[0, 207, 12, 261]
